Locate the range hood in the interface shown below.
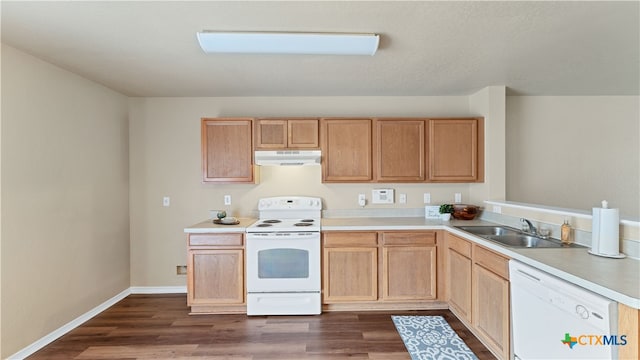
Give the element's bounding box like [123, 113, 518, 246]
[254, 150, 321, 166]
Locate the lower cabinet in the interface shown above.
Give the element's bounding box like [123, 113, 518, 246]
[472, 244, 511, 360]
[322, 231, 439, 308]
[322, 232, 378, 302]
[445, 233, 472, 323]
[381, 232, 437, 300]
[445, 232, 510, 360]
[187, 233, 245, 314]
[618, 303, 640, 360]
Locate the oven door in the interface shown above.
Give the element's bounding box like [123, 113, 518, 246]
[246, 232, 320, 293]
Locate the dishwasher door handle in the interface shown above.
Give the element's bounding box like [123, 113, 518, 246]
[516, 269, 541, 282]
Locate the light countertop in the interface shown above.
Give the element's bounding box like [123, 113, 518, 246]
[184, 216, 639, 309]
[323, 216, 639, 309]
[184, 218, 257, 233]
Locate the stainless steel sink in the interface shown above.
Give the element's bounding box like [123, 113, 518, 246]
[485, 234, 567, 248]
[456, 225, 521, 236]
[455, 225, 581, 248]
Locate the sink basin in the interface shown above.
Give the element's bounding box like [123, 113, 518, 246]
[485, 234, 567, 248]
[455, 225, 582, 248]
[456, 225, 521, 236]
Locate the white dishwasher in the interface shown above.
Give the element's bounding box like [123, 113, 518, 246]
[509, 260, 618, 360]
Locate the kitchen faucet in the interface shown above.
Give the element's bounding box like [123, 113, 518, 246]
[520, 218, 537, 235]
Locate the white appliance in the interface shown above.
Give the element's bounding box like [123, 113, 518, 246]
[246, 196, 322, 315]
[254, 150, 321, 166]
[510, 260, 618, 360]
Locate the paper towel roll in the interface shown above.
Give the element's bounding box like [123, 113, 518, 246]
[591, 205, 620, 256]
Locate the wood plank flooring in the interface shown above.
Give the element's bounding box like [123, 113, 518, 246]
[27, 294, 496, 359]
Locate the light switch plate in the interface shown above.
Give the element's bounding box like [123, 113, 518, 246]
[372, 189, 394, 204]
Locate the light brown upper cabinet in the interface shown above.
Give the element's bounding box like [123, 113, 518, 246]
[427, 118, 484, 182]
[375, 119, 426, 182]
[201, 118, 255, 183]
[255, 118, 319, 149]
[321, 118, 374, 182]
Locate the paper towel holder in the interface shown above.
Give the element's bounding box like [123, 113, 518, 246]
[588, 200, 626, 259]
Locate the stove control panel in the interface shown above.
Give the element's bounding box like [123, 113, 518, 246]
[258, 196, 322, 211]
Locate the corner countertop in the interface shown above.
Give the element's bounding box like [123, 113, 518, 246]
[184, 218, 257, 233]
[322, 217, 640, 309]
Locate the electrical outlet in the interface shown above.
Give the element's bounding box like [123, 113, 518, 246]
[423, 193, 431, 204]
[358, 194, 366, 207]
[493, 205, 502, 214]
[399, 193, 407, 204]
[176, 265, 187, 275]
[163, 196, 170, 207]
[454, 193, 462, 203]
[224, 195, 231, 205]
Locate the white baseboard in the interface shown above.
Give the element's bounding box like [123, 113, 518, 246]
[7, 286, 186, 359]
[130, 286, 187, 294]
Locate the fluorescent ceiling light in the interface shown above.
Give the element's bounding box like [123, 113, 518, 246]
[196, 31, 379, 55]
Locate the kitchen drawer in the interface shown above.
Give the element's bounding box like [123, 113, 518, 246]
[382, 232, 436, 246]
[474, 245, 509, 279]
[447, 233, 472, 258]
[323, 232, 378, 247]
[189, 233, 244, 247]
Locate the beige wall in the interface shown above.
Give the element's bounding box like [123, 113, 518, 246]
[0, 45, 130, 357]
[506, 96, 640, 219]
[128, 95, 505, 286]
[469, 86, 506, 203]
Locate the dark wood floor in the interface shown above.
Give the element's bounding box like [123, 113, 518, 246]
[28, 294, 496, 359]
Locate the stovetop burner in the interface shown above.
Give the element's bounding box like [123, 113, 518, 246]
[246, 196, 322, 233]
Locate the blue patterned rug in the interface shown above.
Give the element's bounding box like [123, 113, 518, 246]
[392, 315, 479, 360]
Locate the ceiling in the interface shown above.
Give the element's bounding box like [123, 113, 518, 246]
[2, 1, 638, 97]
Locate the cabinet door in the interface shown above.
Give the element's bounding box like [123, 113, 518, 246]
[473, 264, 510, 360]
[323, 246, 378, 302]
[255, 119, 287, 149]
[321, 118, 373, 182]
[447, 248, 472, 322]
[288, 119, 319, 148]
[375, 119, 426, 182]
[382, 245, 436, 300]
[427, 118, 484, 182]
[446, 233, 472, 322]
[187, 249, 244, 306]
[201, 118, 254, 183]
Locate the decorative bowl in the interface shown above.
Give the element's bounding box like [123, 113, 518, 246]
[452, 204, 479, 220]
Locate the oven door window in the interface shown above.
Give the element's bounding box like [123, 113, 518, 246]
[258, 248, 309, 279]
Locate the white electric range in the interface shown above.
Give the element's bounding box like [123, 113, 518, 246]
[245, 196, 322, 315]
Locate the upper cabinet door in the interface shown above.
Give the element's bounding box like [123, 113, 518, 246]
[255, 119, 287, 149]
[201, 118, 255, 183]
[427, 118, 484, 182]
[288, 119, 319, 148]
[375, 119, 426, 182]
[255, 118, 319, 149]
[321, 118, 373, 182]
